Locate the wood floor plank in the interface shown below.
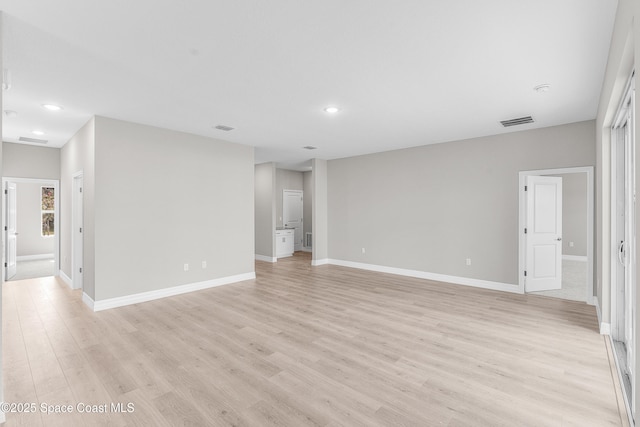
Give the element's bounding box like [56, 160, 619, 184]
[2, 252, 626, 426]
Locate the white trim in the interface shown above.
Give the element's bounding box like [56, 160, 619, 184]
[59, 270, 73, 289]
[255, 254, 277, 263]
[312, 258, 329, 266]
[562, 255, 588, 262]
[519, 167, 595, 301]
[82, 292, 95, 311]
[301, 247, 312, 253]
[595, 297, 611, 335]
[328, 259, 520, 294]
[89, 272, 256, 312]
[0, 409, 5, 423]
[16, 253, 54, 262]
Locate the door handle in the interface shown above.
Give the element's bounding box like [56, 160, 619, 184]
[556, 237, 562, 241]
[619, 240, 625, 266]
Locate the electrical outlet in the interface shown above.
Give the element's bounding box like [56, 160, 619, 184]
[569, 242, 574, 247]
[362, 247, 366, 254]
[184, 263, 189, 272]
[466, 258, 472, 266]
[202, 261, 207, 269]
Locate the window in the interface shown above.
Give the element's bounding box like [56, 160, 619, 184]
[41, 186, 54, 237]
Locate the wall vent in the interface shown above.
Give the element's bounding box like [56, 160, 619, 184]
[500, 116, 534, 127]
[18, 136, 48, 144]
[214, 125, 235, 131]
[305, 232, 312, 247]
[303, 146, 317, 150]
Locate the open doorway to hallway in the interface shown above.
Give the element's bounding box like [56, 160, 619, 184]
[2, 177, 60, 281]
[518, 167, 594, 303]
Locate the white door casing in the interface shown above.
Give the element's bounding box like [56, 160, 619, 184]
[73, 174, 84, 290]
[283, 190, 303, 252]
[525, 175, 563, 292]
[6, 182, 17, 280]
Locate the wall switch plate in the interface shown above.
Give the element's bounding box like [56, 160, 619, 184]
[362, 248, 366, 254]
[466, 258, 472, 266]
[184, 264, 189, 271]
[569, 242, 574, 247]
[202, 261, 207, 269]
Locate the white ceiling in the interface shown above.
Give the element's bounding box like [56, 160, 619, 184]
[1, 0, 618, 170]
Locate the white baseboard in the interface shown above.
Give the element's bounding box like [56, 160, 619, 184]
[312, 258, 329, 266]
[586, 294, 596, 306]
[301, 247, 312, 253]
[59, 270, 73, 289]
[82, 292, 95, 311]
[562, 255, 588, 262]
[89, 272, 256, 312]
[0, 408, 5, 423]
[594, 297, 611, 335]
[327, 259, 521, 294]
[16, 253, 54, 262]
[255, 254, 277, 263]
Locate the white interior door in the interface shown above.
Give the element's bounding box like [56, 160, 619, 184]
[283, 190, 303, 251]
[525, 175, 563, 292]
[5, 181, 17, 280]
[73, 174, 84, 290]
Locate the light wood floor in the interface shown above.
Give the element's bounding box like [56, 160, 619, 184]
[2, 252, 627, 426]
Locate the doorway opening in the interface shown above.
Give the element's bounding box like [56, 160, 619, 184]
[2, 177, 60, 281]
[518, 167, 594, 301]
[283, 189, 304, 253]
[610, 74, 635, 419]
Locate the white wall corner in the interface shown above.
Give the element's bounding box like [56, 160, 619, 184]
[59, 270, 73, 289]
[82, 292, 95, 311]
[255, 254, 277, 263]
[327, 259, 520, 294]
[311, 258, 329, 266]
[0, 408, 5, 423]
[594, 297, 610, 335]
[91, 272, 256, 312]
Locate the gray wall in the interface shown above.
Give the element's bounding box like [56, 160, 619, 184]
[327, 121, 595, 284]
[2, 142, 60, 180]
[93, 116, 254, 301]
[303, 171, 312, 245]
[312, 159, 328, 261]
[16, 182, 55, 257]
[255, 163, 276, 258]
[275, 169, 304, 228]
[61, 118, 96, 297]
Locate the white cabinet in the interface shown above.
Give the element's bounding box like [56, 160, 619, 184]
[276, 229, 294, 258]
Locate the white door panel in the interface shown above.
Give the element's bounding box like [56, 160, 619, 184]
[526, 176, 562, 292]
[283, 190, 303, 252]
[6, 181, 17, 280]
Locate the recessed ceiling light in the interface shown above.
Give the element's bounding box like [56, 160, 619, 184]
[324, 106, 340, 113]
[534, 84, 551, 93]
[32, 130, 45, 136]
[4, 110, 17, 118]
[42, 104, 63, 111]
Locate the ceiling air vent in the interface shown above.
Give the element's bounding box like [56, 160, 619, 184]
[214, 125, 235, 131]
[303, 146, 317, 150]
[500, 116, 534, 127]
[18, 136, 48, 144]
